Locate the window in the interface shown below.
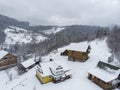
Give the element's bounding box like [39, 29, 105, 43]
[9, 57, 12, 59]
[3, 57, 7, 60]
[56, 66, 63, 70]
[49, 76, 52, 78]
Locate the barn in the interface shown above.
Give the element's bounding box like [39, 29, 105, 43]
[0, 50, 17, 70]
[88, 61, 120, 90]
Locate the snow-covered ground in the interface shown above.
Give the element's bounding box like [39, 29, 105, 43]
[0, 39, 118, 90]
[43, 27, 64, 35]
[4, 26, 46, 45]
[3, 26, 65, 45]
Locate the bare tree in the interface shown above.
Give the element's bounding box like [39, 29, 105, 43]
[5, 68, 13, 83]
[31, 33, 38, 62]
[107, 26, 120, 64]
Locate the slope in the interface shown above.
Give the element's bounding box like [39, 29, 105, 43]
[0, 38, 113, 90]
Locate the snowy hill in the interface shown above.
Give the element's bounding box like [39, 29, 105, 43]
[1, 39, 118, 90]
[43, 27, 64, 35]
[3, 26, 47, 45]
[2, 26, 66, 45]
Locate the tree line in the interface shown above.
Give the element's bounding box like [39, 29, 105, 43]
[107, 26, 120, 63]
[3, 26, 108, 63]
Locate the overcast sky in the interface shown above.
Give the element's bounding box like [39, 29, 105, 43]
[0, 0, 119, 26]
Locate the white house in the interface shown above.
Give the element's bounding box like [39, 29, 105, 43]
[36, 60, 72, 84]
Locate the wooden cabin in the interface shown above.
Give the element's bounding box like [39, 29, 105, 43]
[88, 61, 120, 90]
[0, 50, 17, 70]
[67, 45, 91, 62]
[36, 60, 72, 84]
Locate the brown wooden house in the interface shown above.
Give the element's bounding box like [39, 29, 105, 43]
[0, 50, 17, 70]
[67, 45, 91, 62]
[88, 61, 120, 90]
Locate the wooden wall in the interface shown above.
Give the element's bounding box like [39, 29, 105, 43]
[0, 53, 17, 69]
[68, 50, 89, 61]
[88, 73, 113, 90]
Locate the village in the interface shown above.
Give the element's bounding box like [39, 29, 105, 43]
[0, 39, 120, 90]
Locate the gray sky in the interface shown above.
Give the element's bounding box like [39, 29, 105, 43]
[0, 0, 120, 26]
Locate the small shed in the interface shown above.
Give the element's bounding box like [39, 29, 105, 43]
[88, 61, 120, 90]
[19, 58, 37, 72]
[0, 50, 17, 70]
[36, 60, 72, 84]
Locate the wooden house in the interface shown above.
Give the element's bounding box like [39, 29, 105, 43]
[0, 50, 17, 70]
[36, 60, 72, 84]
[88, 61, 120, 90]
[67, 45, 91, 62]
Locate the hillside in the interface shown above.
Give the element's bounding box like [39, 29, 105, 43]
[1, 26, 65, 49]
[1, 38, 118, 90]
[0, 14, 102, 45]
[0, 14, 29, 29]
[4, 26, 46, 45]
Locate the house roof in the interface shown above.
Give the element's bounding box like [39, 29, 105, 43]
[54, 60, 70, 71]
[21, 58, 36, 68]
[0, 50, 9, 60]
[97, 61, 119, 70]
[37, 62, 52, 76]
[64, 43, 90, 52]
[37, 60, 71, 77]
[88, 61, 120, 83]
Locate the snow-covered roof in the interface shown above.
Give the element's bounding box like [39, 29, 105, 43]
[21, 58, 36, 68]
[37, 60, 71, 77]
[54, 60, 71, 71]
[88, 67, 120, 83]
[37, 62, 52, 76]
[48, 61, 61, 71]
[62, 42, 90, 52]
[0, 50, 9, 60]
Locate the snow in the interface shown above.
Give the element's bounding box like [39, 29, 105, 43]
[63, 42, 89, 52]
[53, 27, 64, 34]
[110, 56, 120, 67]
[0, 38, 115, 90]
[54, 60, 71, 72]
[4, 26, 47, 45]
[21, 58, 36, 69]
[88, 67, 120, 83]
[0, 50, 8, 60]
[43, 27, 64, 35]
[38, 60, 71, 77]
[38, 62, 52, 76]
